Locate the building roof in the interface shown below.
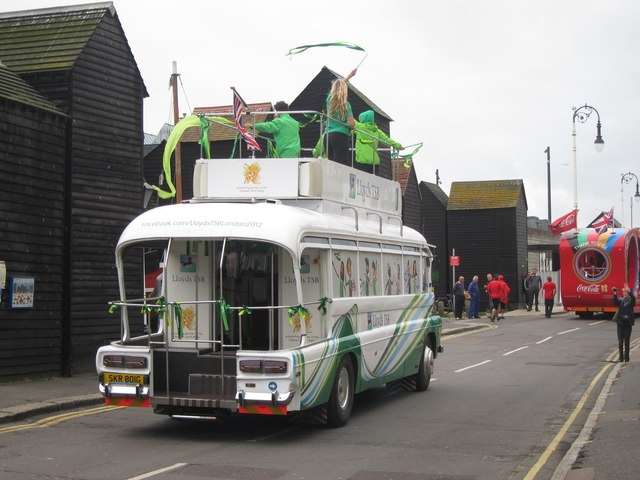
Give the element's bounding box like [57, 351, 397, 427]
[0, 2, 147, 95]
[420, 181, 449, 208]
[0, 61, 64, 115]
[448, 179, 527, 211]
[0, 2, 114, 73]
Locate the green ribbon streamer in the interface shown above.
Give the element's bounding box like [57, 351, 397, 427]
[288, 304, 311, 325]
[391, 142, 423, 162]
[299, 112, 319, 129]
[198, 114, 211, 159]
[287, 42, 366, 56]
[108, 303, 119, 314]
[173, 302, 183, 339]
[150, 114, 236, 199]
[389, 143, 423, 168]
[155, 297, 167, 313]
[239, 305, 252, 317]
[141, 304, 151, 315]
[230, 133, 240, 158]
[219, 298, 230, 334]
[317, 297, 329, 316]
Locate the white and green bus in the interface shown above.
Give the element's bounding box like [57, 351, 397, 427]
[96, 156, 443, 427]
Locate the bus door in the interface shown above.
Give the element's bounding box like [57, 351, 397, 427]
[216, 240, 279, 351]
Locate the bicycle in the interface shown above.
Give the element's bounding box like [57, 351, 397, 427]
[435, 294, 453, 313]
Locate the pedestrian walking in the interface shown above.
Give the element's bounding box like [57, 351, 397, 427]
[541, 276, 557, 318]
[613, 287, 636, 362]
[486, 275, 504, 322]
[497, 275, 510, 320]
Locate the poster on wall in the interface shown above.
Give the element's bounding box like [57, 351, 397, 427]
[9, 276, 35, 309]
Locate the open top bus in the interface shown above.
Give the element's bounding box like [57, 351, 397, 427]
[96, 116, 443, 428]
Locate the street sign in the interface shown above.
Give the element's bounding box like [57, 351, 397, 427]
[449, 256, 460, 266]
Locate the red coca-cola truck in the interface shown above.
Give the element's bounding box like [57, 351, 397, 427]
[559, 227, 640, 318]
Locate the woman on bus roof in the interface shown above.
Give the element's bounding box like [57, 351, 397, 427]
[325, 69, 356, 166]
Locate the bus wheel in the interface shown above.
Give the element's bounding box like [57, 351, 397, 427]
[327, 356, 354, 428]
[415, 341, 434, 392]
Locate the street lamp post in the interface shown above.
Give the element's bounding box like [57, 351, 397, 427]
[572, 104, 604, 220]
[545, 146, 551, 220]
[620, 172, 640, 228]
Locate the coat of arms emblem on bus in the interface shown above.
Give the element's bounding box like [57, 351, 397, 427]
[243, 162, 261, 184]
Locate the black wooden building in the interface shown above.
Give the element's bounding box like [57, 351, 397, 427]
[419, 181, 449, 298]
[0, 3, 146, 379]
[446, 179, 529, 311]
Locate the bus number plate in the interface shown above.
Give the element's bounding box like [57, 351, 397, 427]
[104, 373, 144, 384]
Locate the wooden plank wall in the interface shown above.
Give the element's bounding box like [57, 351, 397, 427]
[0, 100, 67, 378]
[447, 205, 527, 312]
[420, 184, 448, 298]
[64, 15, 146, 371]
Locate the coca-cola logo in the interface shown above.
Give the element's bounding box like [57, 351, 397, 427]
[558, 212, 576, 227]
[576, 284, 601, 293]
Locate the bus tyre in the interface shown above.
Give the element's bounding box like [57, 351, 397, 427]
[415, 341, 434, 392]
[327, 356, 355, 428]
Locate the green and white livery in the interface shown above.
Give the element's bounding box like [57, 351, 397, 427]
[96, 154, 443, 427]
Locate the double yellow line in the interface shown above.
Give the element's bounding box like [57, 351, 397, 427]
[523, 338, 640, 479]
[0, 405, 122, 435]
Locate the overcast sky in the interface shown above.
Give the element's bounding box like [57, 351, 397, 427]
[7, 0, 640, 228]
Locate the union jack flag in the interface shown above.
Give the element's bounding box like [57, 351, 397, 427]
[587, 206, 614, 233]
[232, 89, 261, 151]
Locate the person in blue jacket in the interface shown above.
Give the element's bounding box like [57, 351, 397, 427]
[468, 275, 480, 319]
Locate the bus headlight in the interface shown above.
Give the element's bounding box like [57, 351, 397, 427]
[103, 355, 148, 369]
[239, 359, 288, 374]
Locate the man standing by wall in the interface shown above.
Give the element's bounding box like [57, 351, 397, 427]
[453, 276, 466, 320]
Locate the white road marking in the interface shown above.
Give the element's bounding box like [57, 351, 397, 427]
[503, 346, 529, 356]
[454, 360, 492, 373]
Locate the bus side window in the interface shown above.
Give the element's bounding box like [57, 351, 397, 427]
[331, 250, 357, 298]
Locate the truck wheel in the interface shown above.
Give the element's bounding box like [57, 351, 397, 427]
[415, 341, 434, 392]
[327, 356, 354, 428]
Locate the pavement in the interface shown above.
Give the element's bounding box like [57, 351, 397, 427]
[0, 309, 637, 480]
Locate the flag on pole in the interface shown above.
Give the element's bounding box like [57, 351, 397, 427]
[587, 207, 614, 233]
[232, 88, 261, 151]
[549, 209, 578, 235]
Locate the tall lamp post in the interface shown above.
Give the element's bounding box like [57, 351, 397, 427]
[572, 105, 604, 220]
[620, 172, 640, 228]
[545, 146, 551, 220]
